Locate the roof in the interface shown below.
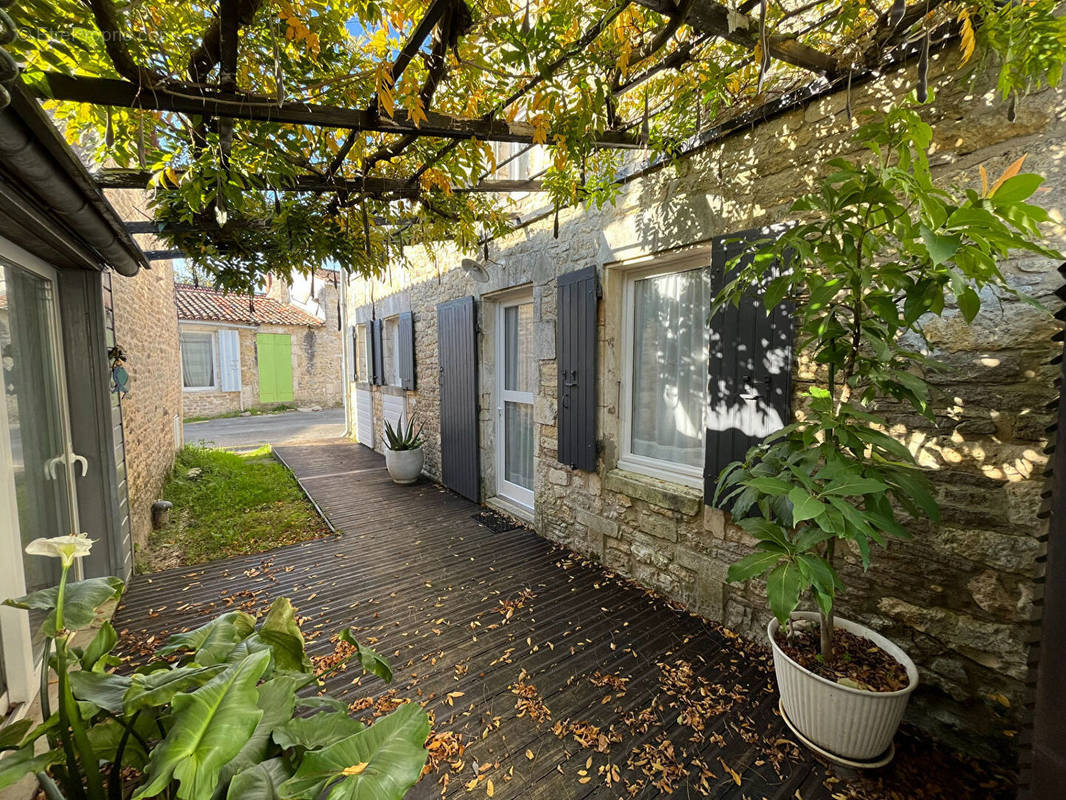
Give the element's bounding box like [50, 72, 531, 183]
[174, 284, 324, 327]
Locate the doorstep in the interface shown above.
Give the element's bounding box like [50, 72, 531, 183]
[485, 495, 535, 526]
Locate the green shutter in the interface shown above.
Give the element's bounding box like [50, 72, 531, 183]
[257, 333, 294, 403]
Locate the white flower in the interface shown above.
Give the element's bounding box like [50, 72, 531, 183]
[25, 533, 94, 568]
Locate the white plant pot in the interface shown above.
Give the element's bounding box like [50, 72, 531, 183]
[385, 446, 424, 484]
[769, 611, 918, 762]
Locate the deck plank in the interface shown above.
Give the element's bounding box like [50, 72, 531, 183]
[113, 441, 991, 799]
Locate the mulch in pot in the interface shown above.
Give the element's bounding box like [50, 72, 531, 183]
[775, 621, 909, 692]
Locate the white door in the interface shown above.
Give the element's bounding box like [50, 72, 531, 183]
[0, 246, 81, 711]
[495, 295, 535, 509]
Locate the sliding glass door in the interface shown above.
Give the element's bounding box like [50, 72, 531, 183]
[0, 248, 80, 711]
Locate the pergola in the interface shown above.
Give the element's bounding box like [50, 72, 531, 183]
[2, 0, 969, 281]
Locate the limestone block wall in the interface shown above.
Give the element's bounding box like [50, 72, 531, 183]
[344, 58, 1065, 761]
[106, 190, 182, 551]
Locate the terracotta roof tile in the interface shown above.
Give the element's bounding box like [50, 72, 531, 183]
[174, 284, 324, 327]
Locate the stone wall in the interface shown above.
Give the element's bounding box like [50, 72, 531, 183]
[106, 190, 183, 551]
[343, 58, 1065, 761]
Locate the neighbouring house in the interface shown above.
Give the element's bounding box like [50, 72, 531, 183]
[175, 272, 342, 419]
[344, 61, 1066, 764]
[0, 85, 151, 716]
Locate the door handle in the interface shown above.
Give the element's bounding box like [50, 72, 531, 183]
[43, 455, 65, 480]
[43, 451, 89, 480]
[72, 454, 88, 477]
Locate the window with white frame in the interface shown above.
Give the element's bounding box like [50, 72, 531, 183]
[619, 258, 711, 488]
[383, 316, 401, 386]
[180, 331, 216, 389]
[355, 323, 369, 381]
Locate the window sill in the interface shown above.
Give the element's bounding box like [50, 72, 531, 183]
[603, 468, 703, 517]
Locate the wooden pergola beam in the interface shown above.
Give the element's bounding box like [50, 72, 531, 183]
[99, 168, 543, 195]
[37, 73, 641, 148]
[632, 0, 838, 74]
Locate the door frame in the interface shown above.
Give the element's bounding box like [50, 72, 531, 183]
[0, 236, 82, 710]
[493, 289, 535, 510]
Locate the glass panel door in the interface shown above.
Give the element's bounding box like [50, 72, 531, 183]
[496, 298, 535, 509]
[0, 254, 78, 705]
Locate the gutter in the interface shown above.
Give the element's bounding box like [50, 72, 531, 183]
[0, 81, 147, 276]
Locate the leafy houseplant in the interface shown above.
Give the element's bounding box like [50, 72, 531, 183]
[0, 534, 431, 800]
[382, 416, 425, 485]
[713, 102, 1060, 760]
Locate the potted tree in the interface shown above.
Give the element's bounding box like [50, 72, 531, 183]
[713, 104, 1060, 764]
[383, 415, 425, 484]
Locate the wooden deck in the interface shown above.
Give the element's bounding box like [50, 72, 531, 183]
[114, 442, 1008, 799]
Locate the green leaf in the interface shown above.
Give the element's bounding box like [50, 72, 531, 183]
[273, 712, 367, 751]
[227, 759, 292, 800]
[278, 702, 430, 800]
[920, 225, 960, 265]
[787, 487, 826, 525]
[796, 554, 840, 595]
[5, 576, 124, 635]
[726, 550, 783, 584]
[766, 563, 805, 627]
[338, 630, 393, 683]
[124, 665, 229, 713]
[735, 517, 791, 549]
[822, 476, 888, 497]
[957, 286, 981, 323]
[81, 620, 119, 671]
[159, 611, 258, 666]
[69, 670, 131, 714]
[0, 719, 33, 750]
[133, 650, 271, 800]
[992, 173, 1043, 203]
[258, 597, 312, 673]
[0, 746, 62, 791]
[741, 476, 792, 496]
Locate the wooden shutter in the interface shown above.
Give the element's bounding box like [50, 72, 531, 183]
[557, 266, 599, 471]
[371, 318, 384, 386]
[438, 296, 479, 502]
[218, 329, 242, 392]
[704, 229, 794, 503]
[398, 311, 416, 390]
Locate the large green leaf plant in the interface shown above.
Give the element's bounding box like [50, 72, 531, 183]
[0, 534, 430, 800]
[713, 100, 1062, 659]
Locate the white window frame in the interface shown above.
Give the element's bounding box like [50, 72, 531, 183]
[382, 316, 402, 387]
[354, 322, 370, 382]
[179, 329, 218, 391]
[617, 252, 711, 490]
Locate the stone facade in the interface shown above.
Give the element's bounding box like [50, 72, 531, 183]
[344, 58, 1065, 761]
[106, 189, 183, 551]
[181, 274, 343, 418]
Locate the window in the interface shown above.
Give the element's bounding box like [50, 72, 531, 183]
[355, 323, 369, 381]
[180, 331, 216, 389]
[383, 316, 401, 386]
[619, 259, 711, 488]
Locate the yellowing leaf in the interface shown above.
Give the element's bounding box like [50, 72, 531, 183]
[525, 750, 535, 760]
[979, 164, 989, 197]
[341, 762, 369, 776]
[988, 154, 1028, 197]
[958, 9, 976, 66]
[486, 779, 494, 797]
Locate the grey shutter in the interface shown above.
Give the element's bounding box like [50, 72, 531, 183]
[705, 228, 794, 503]
[557, 266, 599, 471]
[398, 311, 416, 390]
[438, 296, 479, 502]
[371, 318, 384, 386]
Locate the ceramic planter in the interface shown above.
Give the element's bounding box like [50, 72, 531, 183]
[768, 611, 918, 762]
[385, 446, 425, 484]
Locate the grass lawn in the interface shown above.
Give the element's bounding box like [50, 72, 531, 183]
[138, 445, 332, 572]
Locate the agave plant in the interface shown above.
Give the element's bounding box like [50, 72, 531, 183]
[382, 416, 424, 452]
[0, 534, 430, 800]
